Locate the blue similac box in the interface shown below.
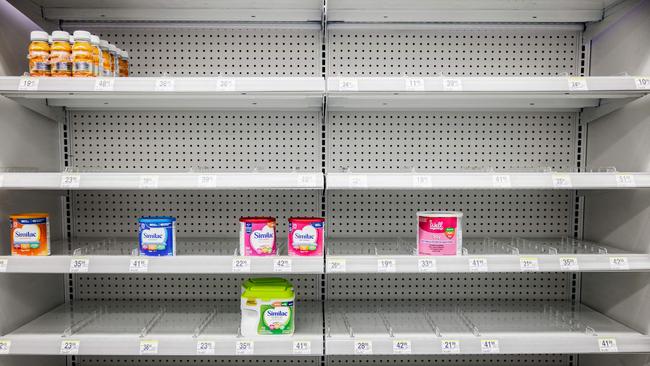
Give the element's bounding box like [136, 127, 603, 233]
[138, 216, 176, 256]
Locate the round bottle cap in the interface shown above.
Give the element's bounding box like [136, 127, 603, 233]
[30, 31, 49, 42]
[51, 30, 70, 42]
[108, 44, 117, 52]
[121, 50, 129, 59]
[99, 40, 109, 49]
[69, 36, 74, 43]
[72, 30, 91, 42]
[48, 36, 52, 44]
[90, 35, 100, 45]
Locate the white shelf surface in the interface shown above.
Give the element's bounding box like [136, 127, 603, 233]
[325, 238, 650, 273]
[326, 172, 650, 190]
[326, 301, 650, 354]
[0, 238, 323, 274]
[3, 301, 323, 356]
[326, 76, 650, 112]
[0, 172, 323, 190]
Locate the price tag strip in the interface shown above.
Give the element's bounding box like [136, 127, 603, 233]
[568, 77, 588, 91]
[469, 257, 488, 272]
[481, 339, 500, 353]
[196, 340, 215, 355]
[155, 78, 175, 92]
[139, 175, 159, 189]
[634, 77, 650, 90]
[441, 339, 460, 353]
[61, 174, 81, 188]
[405, 78, 425, 91]
[412, 175, 432, 188]
[293, 340, 311, 355]
[216, 79, 236, 91]
[140, 340, 159, 355]
[418, 258, 436, 272]
[492, 174, 512, 188]
[519, 257, 539, 271]
[339, 78, 358, 91]
[615, 174, 636, 188]
[60, 340, 80, 355]
[18, 77, 39, 91]
[232, 257, 251, 273]
[94, 78, 115, 91]
[327, 258, 346, 273]
[273, 258, 292, 272]
[552, 174, 572, 188]
[442, 78, 463, 91]
[0, 259, 7, 273]
[377, 258, 396, 272]
[129, 258, 149, 272]
[392, 339, 412, 354]
[609, 256, 629, 270]
[348, 175, 368, 188]
[70, 257, 90, 273]
[197, 174, 218, 188]
[598, 338, 618, 352]
[235, 340, 254, 355]
[0, 340, 11, 355]
[559, 257, 579, 271]
[354, 340, 372, 354]
[297, 174, 318, 187]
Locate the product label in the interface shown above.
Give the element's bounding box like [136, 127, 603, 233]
[418, 216, 459, 255]
[242, 221, 276, 256]
[73, 62, 92, 72]
[30, 62, 50, 72]
[288, 220, 323, 256]
[258, 301, 294, 335]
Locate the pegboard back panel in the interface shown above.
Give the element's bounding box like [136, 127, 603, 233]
[78, 357, 320, 366]
[327, 273, 571, 301]
[70, 111, 321, 172]
[62, 25, 321, 76]
[328, 24, 581, 76]
[327, 191, 573, 238]
[327, 112, 577, 172]
[72, 191, 320, 238]
[327, 355, 570, 365]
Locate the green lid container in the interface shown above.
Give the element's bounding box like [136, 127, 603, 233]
[242, 277, 294, 301]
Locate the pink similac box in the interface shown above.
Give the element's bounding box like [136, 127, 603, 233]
[417, 211, 463, 256]
[239, 217, 277, 256]
[288, 217, 324, 256]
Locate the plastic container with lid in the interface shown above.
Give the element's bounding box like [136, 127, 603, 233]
[288, 217, 324, 256]
[239, 217, 277, 256]
[417, 211, 463, 256]
[119, 50, 129, 77]
[10, 213, 50, 256]
[108, 44, 118, 77]
[90, 35, 101, 76]
[99, 40, 112, 77]
[138, 216, 177, 256]
[28, 31, 50, 77]
[71, 30, 93, 77]
[241, 278, 295, 336]
[50, 30, 72, 77]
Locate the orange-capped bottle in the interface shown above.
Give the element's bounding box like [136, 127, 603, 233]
[90, 35, 101, 76]
[119, 50, 129, 77]
[50, 31, 72, 77]
[99, 40, 112, 77]
[72, 30, 93, 77]
[28, 31, 50, 77]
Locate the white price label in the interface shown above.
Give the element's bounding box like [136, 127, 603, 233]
[273, 258, 292, 272]
[634, 77, 650, 90]
[377, 258, 396, 272]
[61, 174, 81, 188]
[609, 257, 629, 270]
[18, 77, 39, 91]
[0, 340, 11, 354]
[338, 78, 358, 91]
[196, 340, 215, 355]
[413, 175, 432, 188]
[216, 79, 236, 91]
[405, 78, 425, 91]
[559, 257, 579, 271]
[197, 174, 218, 188]
[615, 174, 636, 187]
[519, 257, 539, 271]
[442, 78, 463, 91]
[418, 258, 436, 272]
[327, 259, 346, 272]
[60, 340, 80, 355]
[129, 258, 149, 272]
[293, 340, 312, 355]
[232, 258, 251, 273]
[481, 339, 500, 353]
[598, 338, 618, 352]
[0, 259, 7, 272]
[139, 175, 159, 189]
[469, 257, 488, 272]
[236, 341, 254, 355]
[70, 257, 89, 273]
[552, 174, 572, 188]
[0, 175, 4, 187]
[297, 174, 318, 187]
[140, 340, 159, 355]
[441, 339, 460, 353]
[568, 77, 588, 91]
[354, 340, 372, 354]
[155, 78, 175, 92]
[348, 175, 368, 188]
[492, 174, 512, 188]
[94, 78, 114, 91]
[392, 340, 411, 354]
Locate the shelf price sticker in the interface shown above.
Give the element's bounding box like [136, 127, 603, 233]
[392, 339, 412, 354]
[273, 258, 292, 272]
[70, 257, 90, 273]
[293, 340, 312, 355]
[469, 257, 488, 272]
[634, 77, 650, 90]
[327, 258, 346, 273]
[552, 174, 572, 188]
[0, 340, 11, 354]
[441, 339, 460, 353]
[413, 175, 432, 188]
[139, 175, 159, 189]
[519, 257, 539, 271]
[196, 340, 215, 355]
[405, 78, 425, 91]
[18, 77, 39, 91]
[378, 258, 396, 272]
[480, 339, 500, 353]
[140, 340, 159, 355]
[559, 257, 579, 271]
[442, 78, 463, 91]
[94, 78, 115, 91]
[609, 257, 629, 270]
[297, 174, 318, 187]
[232, 257, 251, 273]
[338, 78, 358, 91]
[598, 338, 618, 352]
[615, 174, 636, 188]
[60, 340, 80, 355]
[0, 175, 4, 187]
[197, 174, 218, 188]
[61, 174, 81, 188]
[129, 258, 149, 272]
[0, 259, 7, 273]
[235, 340, 254, 355]
[492, 174, 512, 188]
[348, 175, 368, 188]
[155, 78, 175, 92]
[568, 77, 588, 91]
[216, 79, 236, 91]
[418, 258, 436, 272]
[354, 340, 372, 354]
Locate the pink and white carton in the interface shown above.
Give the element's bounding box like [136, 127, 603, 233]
[417, 211, 463, 256]
[288, 217, 324, 256]
[239, 217, 277, 256]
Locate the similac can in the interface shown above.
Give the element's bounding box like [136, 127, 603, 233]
[138, 216, 176, 256]
[239, 217, 276, 256]
[417, 211, 462, 256]
[288, 217, 324, 256]
[10, 214, 50, 256]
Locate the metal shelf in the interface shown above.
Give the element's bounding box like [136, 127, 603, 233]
[3, 301, 323, 356]
[326, 172, 650, 190]
[326, 301, 650, 355]
[0, 238, 323, 274]
[325, 238, 650, 273]
[0, 172, 323, 190]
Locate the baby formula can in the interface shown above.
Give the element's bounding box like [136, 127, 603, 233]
[241, 277, 295, 336]
[10, 213, 50, 256]
[239, 217, 276, 256]
[138, 216, 176, 256]
[28, 31, 50, 77]
[288, 217, 324, 256]
[417, 211, 463, 256]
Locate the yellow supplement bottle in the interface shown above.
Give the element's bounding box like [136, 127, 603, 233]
[50, 31, 72, 77]
[99, 40, 113, 77]
[72, 31, 93, 77]
[28, 31, 50, 77]
[90, 35, 101, 76]
[119, 50, 129, 77]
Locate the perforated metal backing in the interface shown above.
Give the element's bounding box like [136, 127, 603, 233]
[328, 25, 580, 76]
[70, 112, 320, 172]
[64, 25, 321, 76]
[327, 112, 577, 172]
[77, 357, 320, 365]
